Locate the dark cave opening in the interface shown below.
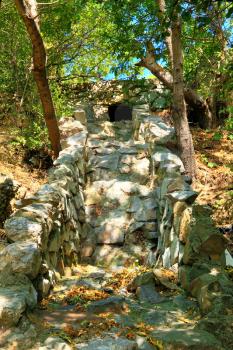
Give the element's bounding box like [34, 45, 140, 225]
[108, 103, 132, 122]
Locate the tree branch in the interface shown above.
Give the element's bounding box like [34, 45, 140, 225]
[157, 0, 173, 64]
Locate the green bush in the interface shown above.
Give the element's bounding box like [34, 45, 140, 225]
[11, 117, 49, 151]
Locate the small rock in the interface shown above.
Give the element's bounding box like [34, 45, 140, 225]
[87, 296, 126, 314]
[128, 272, 155, 292]
[136, 283, 163, 304]
[166, 190, 198, 204]
[135, 336, 155, 350]
[41, 336, 72, 350]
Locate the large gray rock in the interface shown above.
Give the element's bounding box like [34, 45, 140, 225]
[61, 131, 88, 148]
[4, 216, 44, 242]
[183, 205, 227, 265]
[127, 196, 143, 213]
[166, 190, 198, 204]
[152, 148, 185, 173]
[96, 226, 125, 244]
[60, 119, 85, 135]
[87, 296, 126, 314]
[95, 152, 120, 171]
[96, 215, 127, 244]
[0, 289, 26, 327]
[76, 337, 138, 350]
[136, 283, 163, 304]
[150, 328, 222, 350]
[73, 107, 88, 124]
[35, 184, 61, 204]
[128, 272, 155, 291]
[0, 273, 37, 327]
[49, 164, 74, 180]
[0, 174, 20, 226]
[0, 241, 41, 279]
[40, 336, 72, 350]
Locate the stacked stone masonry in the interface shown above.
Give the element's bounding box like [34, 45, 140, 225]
[0, 104, 232, 328]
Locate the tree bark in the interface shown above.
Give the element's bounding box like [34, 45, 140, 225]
[14, 0, 61, 157]
[157, 0, 173, 65]
[171, 15, 196, 177]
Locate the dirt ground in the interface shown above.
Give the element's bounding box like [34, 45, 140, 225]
[0, 126, 47, 196]
[192, 128, 233, 227]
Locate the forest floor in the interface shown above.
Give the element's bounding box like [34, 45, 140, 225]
[0, 125, 48, 196]
[192, 128, 233, 228]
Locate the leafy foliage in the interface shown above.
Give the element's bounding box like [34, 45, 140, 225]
[0, 0, 232, 151]
[11, 116, 49, 151]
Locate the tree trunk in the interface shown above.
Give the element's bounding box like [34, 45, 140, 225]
[14, 0, 61, 157]
[171, 16, 196, 178]
[157, 0, 173, 65]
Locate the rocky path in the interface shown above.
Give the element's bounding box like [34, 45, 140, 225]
[1, 119, 229, 349]
[81, 120, 157, 268]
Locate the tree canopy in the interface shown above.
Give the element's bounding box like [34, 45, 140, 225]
[0, 0, 232, 163]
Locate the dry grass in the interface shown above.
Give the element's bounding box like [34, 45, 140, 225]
[192, 128, 233, 227]
[0, 125, 47, 195]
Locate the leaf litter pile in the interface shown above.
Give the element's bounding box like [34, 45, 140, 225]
[36, 265, 199, 349]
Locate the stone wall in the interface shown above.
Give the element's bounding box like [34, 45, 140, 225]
[69, 79, 170, 120]
[133, 107, 233, 317]
[0, 174, 20, 227]
[0, 114, 88, 326]
[0, 104, 232, 328]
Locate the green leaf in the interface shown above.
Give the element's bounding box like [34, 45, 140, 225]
[207, 162, 218, 168]
[212, 132, 223, 141]
[226, 6, 233, 19]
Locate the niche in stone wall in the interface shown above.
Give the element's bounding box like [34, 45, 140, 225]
[108, 103, 132, 122]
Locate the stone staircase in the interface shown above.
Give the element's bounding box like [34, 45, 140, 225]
[1, 106, 233, 349]
[81, 120, 158, 268]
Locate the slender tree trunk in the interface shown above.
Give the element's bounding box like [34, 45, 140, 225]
[157, 0, 173, 64]
[171, 15, 196, 178]
[14, 0, 61, 157]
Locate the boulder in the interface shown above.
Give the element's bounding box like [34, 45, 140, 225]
[95, 152, 120, 171]
[76, 336, 138, 350]
[61, 131, 87, 148]
[95, 214, 128, 244]
[136, 283, 163, 304]
[86, 296, 126, 314]
[189, 270, 233, 314]
[166, 190, 198, 204]
[0, 241, 41, 279]
[4, 216, 44, 242]
[0, 272, 37, 327]
[73, 107, 88, 124]
[150, 328, 222, 350]
[128, 272, 155, 292]
[183, 205, 228, 264]
[152, 148, 185, 173]
[40, 336, 72, 350]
